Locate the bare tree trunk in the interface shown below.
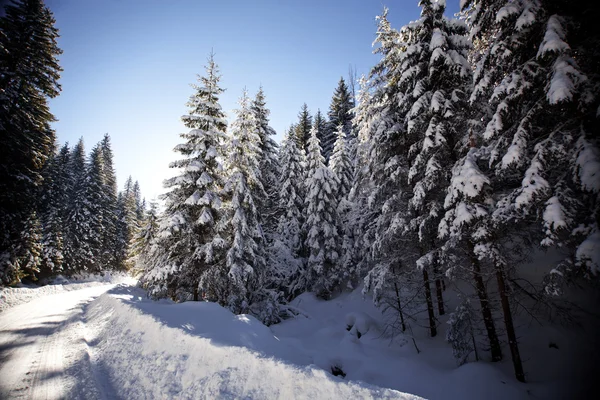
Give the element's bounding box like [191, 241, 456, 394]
[422, 268, 437, 337]
[193, 284, 199, 301]
[470, 246, 502, 361]
[392, 279, 406, 332]
[495, 263, 526, 382]
[435, 278, 445, 315]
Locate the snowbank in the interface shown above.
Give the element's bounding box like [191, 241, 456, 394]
[0, 272, 134, 312]
[85, 285, 421, 400]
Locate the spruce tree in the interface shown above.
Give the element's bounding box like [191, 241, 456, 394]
[63, 138, 94, 273]
[251, 87, 280, 235]
[143, 54, 228, 301]
[0, 0, 62, 284]
[325, 77, 355, 163]
[220, 89, 271, 317]
[303, 125, 341, 299]
[99, 134, 119, 269]
[313, 110, 328, 160]
[294, 103, 312, 151]
[275, 126, 306, 298]
[329, 125, 353, 202]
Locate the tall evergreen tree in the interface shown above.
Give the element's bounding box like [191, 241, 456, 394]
[444, 0, 600, 382]
[275, 126, 307, 297]
[99, 134, 119, 269]
[313, 109, 328, 159]
[325, 77, 355, 163]
[0, 0, 62, 284]
[329, 125, 353, 202]
[63, 138, 94, 273]
[251, 86, 280, 235]
[294, 103, 312, 151]
[143, 54, 228, 301]
[220, 89, 269, 316]
[302, 125, 341, 299]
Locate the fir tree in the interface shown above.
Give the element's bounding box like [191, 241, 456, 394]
[251, 86, 280, 235]
[275, 126, 306, 298]
[325, 77, 355, 163]
[220, 89, 271, 318]
[63, 138, 94, 273]
[329, 125, 353, 202]
[99, 134, 119, 269]
[143, 53, 228, 301]
[313, 110, 328, 160]
[303, 125, 341, 299]
[294, 103, 312, 151]
[0, 0, 62, 284]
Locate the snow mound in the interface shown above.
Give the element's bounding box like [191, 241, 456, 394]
[85, 285, 421, 400]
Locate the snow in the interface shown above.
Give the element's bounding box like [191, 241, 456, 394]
[0, 272, 131, 312]
[576, 231, 600, 274]
[85, 285, 419, 400]
[1, 281, 595, 399]
[537, 16, 570, 57]
[575, 137, 600, 192]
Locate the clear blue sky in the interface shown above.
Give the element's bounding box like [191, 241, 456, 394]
[46, 0, 460, 202]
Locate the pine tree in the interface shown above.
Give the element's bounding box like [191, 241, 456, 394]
[446, 298, 478, 366]
[313, 110, 328, 160]
[219, 89, 272, 318]
[99, 134, 119, 269]
[84, 144, 107, 272]
[130, 200, 160, 275]
[294, 103, 312, 151]
[325, 77, 355, 163]
[275, 127, 307, 298]
[0, 0, 62, 284]
[450, 0, 600, 382]
[329, 125, 353, 202]
[38, 148, 67, 277]
[251, 86, 280, 235]
[143, 53, 228, 301]
[303, 125, 341, 299]
[63, 138, 94, 273]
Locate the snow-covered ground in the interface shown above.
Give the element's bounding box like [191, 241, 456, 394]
[0, 281, 593, 399]
[0, 272, 132, 312]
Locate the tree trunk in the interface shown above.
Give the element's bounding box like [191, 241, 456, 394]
[495, 263, 526, 382]
[392, 278, 406, 332]
[470, 247, 502, 361]
[193, 285, 199, 301]
[422, 268, 437, 337]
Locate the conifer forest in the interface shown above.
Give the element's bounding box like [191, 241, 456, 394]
[0, 0, 598, 399]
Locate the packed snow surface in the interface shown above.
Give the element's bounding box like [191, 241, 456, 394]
[1, 281, 593, 399]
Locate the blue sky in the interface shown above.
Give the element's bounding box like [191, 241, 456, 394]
[46, 0, 460, 201]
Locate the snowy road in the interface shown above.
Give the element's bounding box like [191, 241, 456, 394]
[0, 284, 116, 400]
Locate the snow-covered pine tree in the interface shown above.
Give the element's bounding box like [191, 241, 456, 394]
[446, 298, 478, 366]
[274, 126, 307, 298]
[342, 75, 375, 284]
[251, 87, 280, 235]
[302, 125, 342, 299]
[326, 78, 356, 164]
[38, 147, 67, 277]
[329, 125, 353, 202]
[63, 138, 94, 274]
[87, 144, 114, 272]
[391, 0, 472, 336]
[0, 0, 62, 284]
[130, 200, 160, 276]
[99, 134, 119, 270]
[313, 110, 329, 160]
[452, 0, 600, 382]
[143, 54, 228, 301]
[217, 89, 269, 316]
[361, 7, 426, 340]
[294, 103, 312, 151]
